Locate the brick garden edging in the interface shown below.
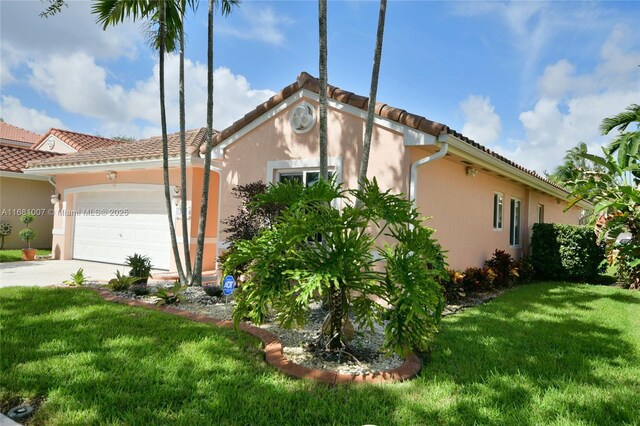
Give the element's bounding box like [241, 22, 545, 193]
[91, 288, 422, 385]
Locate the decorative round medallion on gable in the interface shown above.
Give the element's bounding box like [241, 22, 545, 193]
[47, 138, 55, 149]
[289, 102, 316, 134]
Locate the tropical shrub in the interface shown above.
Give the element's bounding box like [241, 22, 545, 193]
[109, 270, 141, 291]
[442, 269, 466, 303]
[563, 104, 639, 288]
[155, 281, 188, 305]
[515, 256, 535, 284]
[64, 268, 86, 287]
[484, 249, 518, 287]
[531, 223, 605, 280]
[125, 253, 153, 284]
[567, 150, 639, 288]
[219, 181, 285, 280]
[461, 267, 495, 291]
[223, 178, 447, 356]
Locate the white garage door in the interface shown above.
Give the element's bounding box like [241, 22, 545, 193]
[73, 190, 171, 270]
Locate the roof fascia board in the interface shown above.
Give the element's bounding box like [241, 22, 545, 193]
[23, 156, 193, 175]
[444, 134, 573, 201]
[0, 170, 51, 181]
[212, 88, 413, 159]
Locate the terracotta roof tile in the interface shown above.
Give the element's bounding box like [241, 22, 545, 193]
[205, 71, 566, 193]
[28, 128, 208, 169]
[0, 144, 62, 173]
[34, 129, 125, 151]
[0, 122, 41, 145]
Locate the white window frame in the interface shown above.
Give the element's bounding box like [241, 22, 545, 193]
[510, 197, 522, 247]
[493, 192, 503, 230]
[267, 157, 343, 209]
[537, 204, 544, 224]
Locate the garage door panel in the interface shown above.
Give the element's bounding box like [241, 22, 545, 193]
[73, 190, 171, 269]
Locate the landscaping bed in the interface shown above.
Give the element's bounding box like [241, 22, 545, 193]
[97, 283, 405, 375]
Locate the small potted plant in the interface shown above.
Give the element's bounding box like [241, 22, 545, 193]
[18, 213, 37, 261]
[125, 253, 153, 284]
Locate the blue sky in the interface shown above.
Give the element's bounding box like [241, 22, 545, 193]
[1, 0, 639, 174]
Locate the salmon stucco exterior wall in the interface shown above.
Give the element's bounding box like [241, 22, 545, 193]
[413, 154, 582, 270]
[216, 94, 583, 271]
[219, 97, 407, 239]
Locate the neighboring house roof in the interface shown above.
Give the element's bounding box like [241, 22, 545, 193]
[28, 128, 208, 169]
[204, 71, 566, 193]
[0, 144, 62, 173]
[33, 129, 125, 151]
[0, 122, 41, 147]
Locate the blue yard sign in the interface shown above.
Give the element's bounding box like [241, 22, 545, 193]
[222, 275, 236, 296]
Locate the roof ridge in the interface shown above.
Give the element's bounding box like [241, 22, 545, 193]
[204, 71, 567, 194]
[50, 128, 122, 142]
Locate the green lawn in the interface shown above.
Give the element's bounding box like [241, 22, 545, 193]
[0, 249, 51, 263]
[1, 283, 639, 425]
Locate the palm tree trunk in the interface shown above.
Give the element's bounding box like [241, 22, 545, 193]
[318, 0, 328, 180]
[159, 0, 187, 283]
[192, 0, 215, 286]
[178, 9, 192, 281]
[358, 0, 387, 193]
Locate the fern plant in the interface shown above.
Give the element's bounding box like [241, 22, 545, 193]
[224, 178, 447, 357]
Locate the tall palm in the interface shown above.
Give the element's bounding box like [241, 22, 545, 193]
[192, 0, 237, 286]
[93, 0, 196, 284]
[357, 0, 387, 192]
[601, 104, 640, 169]
[318, 0, 328, 180]
[178, 3, 192, 281]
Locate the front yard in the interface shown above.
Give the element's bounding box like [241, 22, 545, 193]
[1, 282, 638, 425]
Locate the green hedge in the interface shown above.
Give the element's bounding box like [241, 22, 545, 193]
[530, 223, 605, 280]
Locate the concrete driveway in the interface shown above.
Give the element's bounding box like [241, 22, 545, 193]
[0, 259, 151, 287]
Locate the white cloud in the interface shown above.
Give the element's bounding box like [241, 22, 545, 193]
[25, 51, 275, 138]
[1, 96, 64, 133]
[0, 0, 140, 68]
[217, 5, 292, 45]
[496, 26, 640, 174]
[460, 95, 502, 145]
[29, 53, 127, 121]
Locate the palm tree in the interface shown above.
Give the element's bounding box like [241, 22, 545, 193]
[547, 142, 605, 186]
[601, 104, 640, 169]
[178, 3, 192, 281]
[192, 0, 237, 286]
[357, 0, 387, 192]
[318, 0, 328, 181]
[92, 0, 236, 285]
[93, 0, 193, 284]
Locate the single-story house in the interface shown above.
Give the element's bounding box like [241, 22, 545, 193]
[26, 71, 585, 271]
[1, 124, 125, 251]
